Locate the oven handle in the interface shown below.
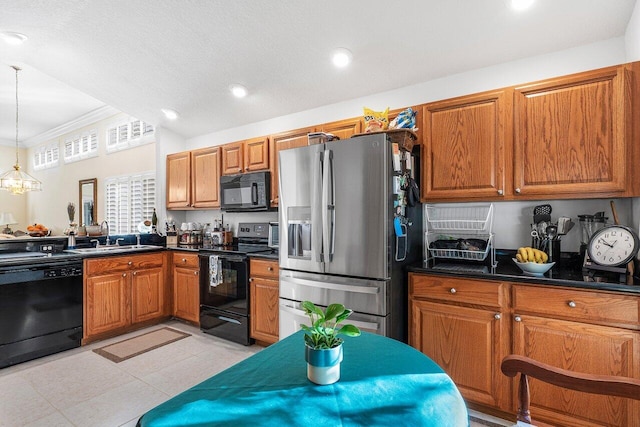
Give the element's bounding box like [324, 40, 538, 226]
[280, 303, 379, 331]
[281, 275, 380, 295]
[218, 315, 241, 325]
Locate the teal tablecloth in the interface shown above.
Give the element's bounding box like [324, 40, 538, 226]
[137, 331, 468, 427]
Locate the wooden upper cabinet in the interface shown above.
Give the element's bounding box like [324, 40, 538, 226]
[221, 137, 269, 175]
[166, 151, 191, 209]
[320, 118, 362, 140]
[423, 90, 507, 200]
[221, 142, 243, 175]
[513, 65, 631, 198]
[269, 126, 315, 207]
[192, 146, 221, 208]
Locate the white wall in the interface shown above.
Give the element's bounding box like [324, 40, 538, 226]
[626, 0, 640, 61]
[0, 145, 28, 232]
[24, 113, 156, 235]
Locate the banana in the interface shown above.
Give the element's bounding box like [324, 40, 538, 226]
[533, 249, 542, 263]
[516, 253, 524, 263]
[539, 250, 548, 263]
[525, 247, 534, 263]
[517, 247, 528, 262]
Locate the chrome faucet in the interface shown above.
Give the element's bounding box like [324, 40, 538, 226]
[90, 239, 100, 248]
[101, 220, 110, 245]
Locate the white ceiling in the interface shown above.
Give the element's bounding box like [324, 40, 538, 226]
[0, 0, 636, 147]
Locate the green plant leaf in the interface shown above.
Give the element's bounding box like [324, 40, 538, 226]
[335, 309, 353, 323]
[338, 324, 361, 337]
[324, 303, 346, 322]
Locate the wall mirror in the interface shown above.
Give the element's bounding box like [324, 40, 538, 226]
[79, 178, 97, 226]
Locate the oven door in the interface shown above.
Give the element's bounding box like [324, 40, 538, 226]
[220, 171, 270, 212]
[199, 253, 249, 315]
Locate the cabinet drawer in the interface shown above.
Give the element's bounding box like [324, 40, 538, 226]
[250, 258, 279, 279]
[410, 274, 503, 307]
[512, 285, 640, 326]
[172, 252, 199, 269]
[86, 252, 164, 276]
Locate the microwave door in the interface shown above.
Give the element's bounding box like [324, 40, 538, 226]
[278, 144, 325, 274]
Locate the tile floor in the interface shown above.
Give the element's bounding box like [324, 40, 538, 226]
[0, 320, 511, 427]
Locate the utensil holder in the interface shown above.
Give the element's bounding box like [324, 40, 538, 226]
[546, 239, 561, 265]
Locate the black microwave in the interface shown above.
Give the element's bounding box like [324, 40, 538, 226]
[220, 171, 271, 212]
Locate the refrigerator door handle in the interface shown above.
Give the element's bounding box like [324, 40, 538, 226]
[322, 149, 335, 262]
[282, 275, 380, 294]
[312, 150, 324, 263]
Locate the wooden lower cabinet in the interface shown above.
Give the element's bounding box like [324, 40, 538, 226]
[84, 252, 168, 342]
[512, 285, 640, 427]
[409, 274, 510, 410]
[409, 273, 640, 427]
[171, 252, 200, 324]
[249, 258, 279, 345]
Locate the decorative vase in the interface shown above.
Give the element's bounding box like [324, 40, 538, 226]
[305, 343, 343, 385]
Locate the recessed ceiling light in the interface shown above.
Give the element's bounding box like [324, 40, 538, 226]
[332, 48, 352, 68]
[510, 0, 535, 11]
[161, 108, 179, 120]
[229, 84, 248, 98]
[0, 31, 28, 46]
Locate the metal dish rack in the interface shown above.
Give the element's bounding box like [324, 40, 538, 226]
[424, 204, 496, 268]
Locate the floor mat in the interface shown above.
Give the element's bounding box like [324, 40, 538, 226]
[93, 327, 191, 363]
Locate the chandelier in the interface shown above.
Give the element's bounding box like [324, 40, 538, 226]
[0, 66, 42, 195]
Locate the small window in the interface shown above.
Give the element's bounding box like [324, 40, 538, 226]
[64, 129, 98, 163]
[33, 143, 60, 170]
[104, 172, 156, 234]
[106, 118, 154, 153]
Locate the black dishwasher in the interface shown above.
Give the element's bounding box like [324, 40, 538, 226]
[0, 259, 83, 368]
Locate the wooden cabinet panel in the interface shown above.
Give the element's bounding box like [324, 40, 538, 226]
[513, 65, 630, 198]
[410, 299, 510, 409]
[172, 252, 199, 269]
[513, 285, 639, 327]
[166, 151, 191, 209]
[85, 272, 130, 336]
[221, 142, 243, 175]
[320, 118, 362, 140]
[84, 253, 168, 341]
[131, 266, 165, 323]
[244, 137, 269, 172]
[269, 127, 315, 207]
[512, 314, 640, 426]
[192, 146, 221, 208]
[250, 258, 279, 344]
[250, 277, 279, 343]
[423, 90, 507, 200]
[173, 266, 200, 324]
[410, 275, 503, 307]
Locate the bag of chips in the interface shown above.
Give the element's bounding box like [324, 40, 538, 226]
[363, 107, 389, 133]
[389, 107, 416, 130]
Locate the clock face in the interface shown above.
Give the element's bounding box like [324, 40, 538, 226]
[587, 225, 640, 267]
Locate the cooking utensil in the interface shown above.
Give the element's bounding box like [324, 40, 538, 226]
[533, 204, 552, 223]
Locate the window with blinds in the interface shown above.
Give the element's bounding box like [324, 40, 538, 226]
[105, 172, 156, 234]
[106, 118, 155, 153]
[33, 143, 60, 170]
[64, 129, 98, 163]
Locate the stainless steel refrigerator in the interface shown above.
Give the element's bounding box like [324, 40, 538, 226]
[278, 132, 422, 343]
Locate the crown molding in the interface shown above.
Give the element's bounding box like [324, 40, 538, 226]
[22, 105, 121, 147]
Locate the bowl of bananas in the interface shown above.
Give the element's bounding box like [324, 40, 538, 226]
[513, 247, 555, 276]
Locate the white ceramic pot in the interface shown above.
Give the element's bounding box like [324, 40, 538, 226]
[305, 343, 343, 385]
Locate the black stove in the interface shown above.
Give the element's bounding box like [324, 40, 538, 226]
[201, 222, 272, 255]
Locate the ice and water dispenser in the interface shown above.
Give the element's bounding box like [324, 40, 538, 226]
[287, 206, 312, 259]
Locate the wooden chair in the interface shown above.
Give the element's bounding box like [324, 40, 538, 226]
[501, 354, 640, 425]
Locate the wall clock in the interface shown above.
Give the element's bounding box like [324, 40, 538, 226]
[583, 225, 639, 284]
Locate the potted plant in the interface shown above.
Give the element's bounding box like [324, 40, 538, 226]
[301, 300, 361, 385]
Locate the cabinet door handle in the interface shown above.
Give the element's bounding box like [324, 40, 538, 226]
[497, 189, 503, 195]
[182, 258, 187, 263]
[238, 168, 242, 173]
[568, 301, 576, 308]
[194, 271, 199, 276]
[133, 271, 137, 276]
[122, 273, 127, 277]
[449, 288, 456, 294]
[249, 278, 253, 282]
[515, 188, 521, 194]
[246, 167, 250, 171]
[267, 267, 273, 271]
[128, 261, 133, 266]
[514, 315, 522, 322]
[494, 313, 501, 320]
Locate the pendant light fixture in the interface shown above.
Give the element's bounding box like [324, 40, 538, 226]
[0, 66, 42, 195]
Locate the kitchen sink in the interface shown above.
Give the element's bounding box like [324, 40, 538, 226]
[65, 244, 160, 254]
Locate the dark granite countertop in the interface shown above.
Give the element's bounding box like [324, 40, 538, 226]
[409, 250, 640, 295]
